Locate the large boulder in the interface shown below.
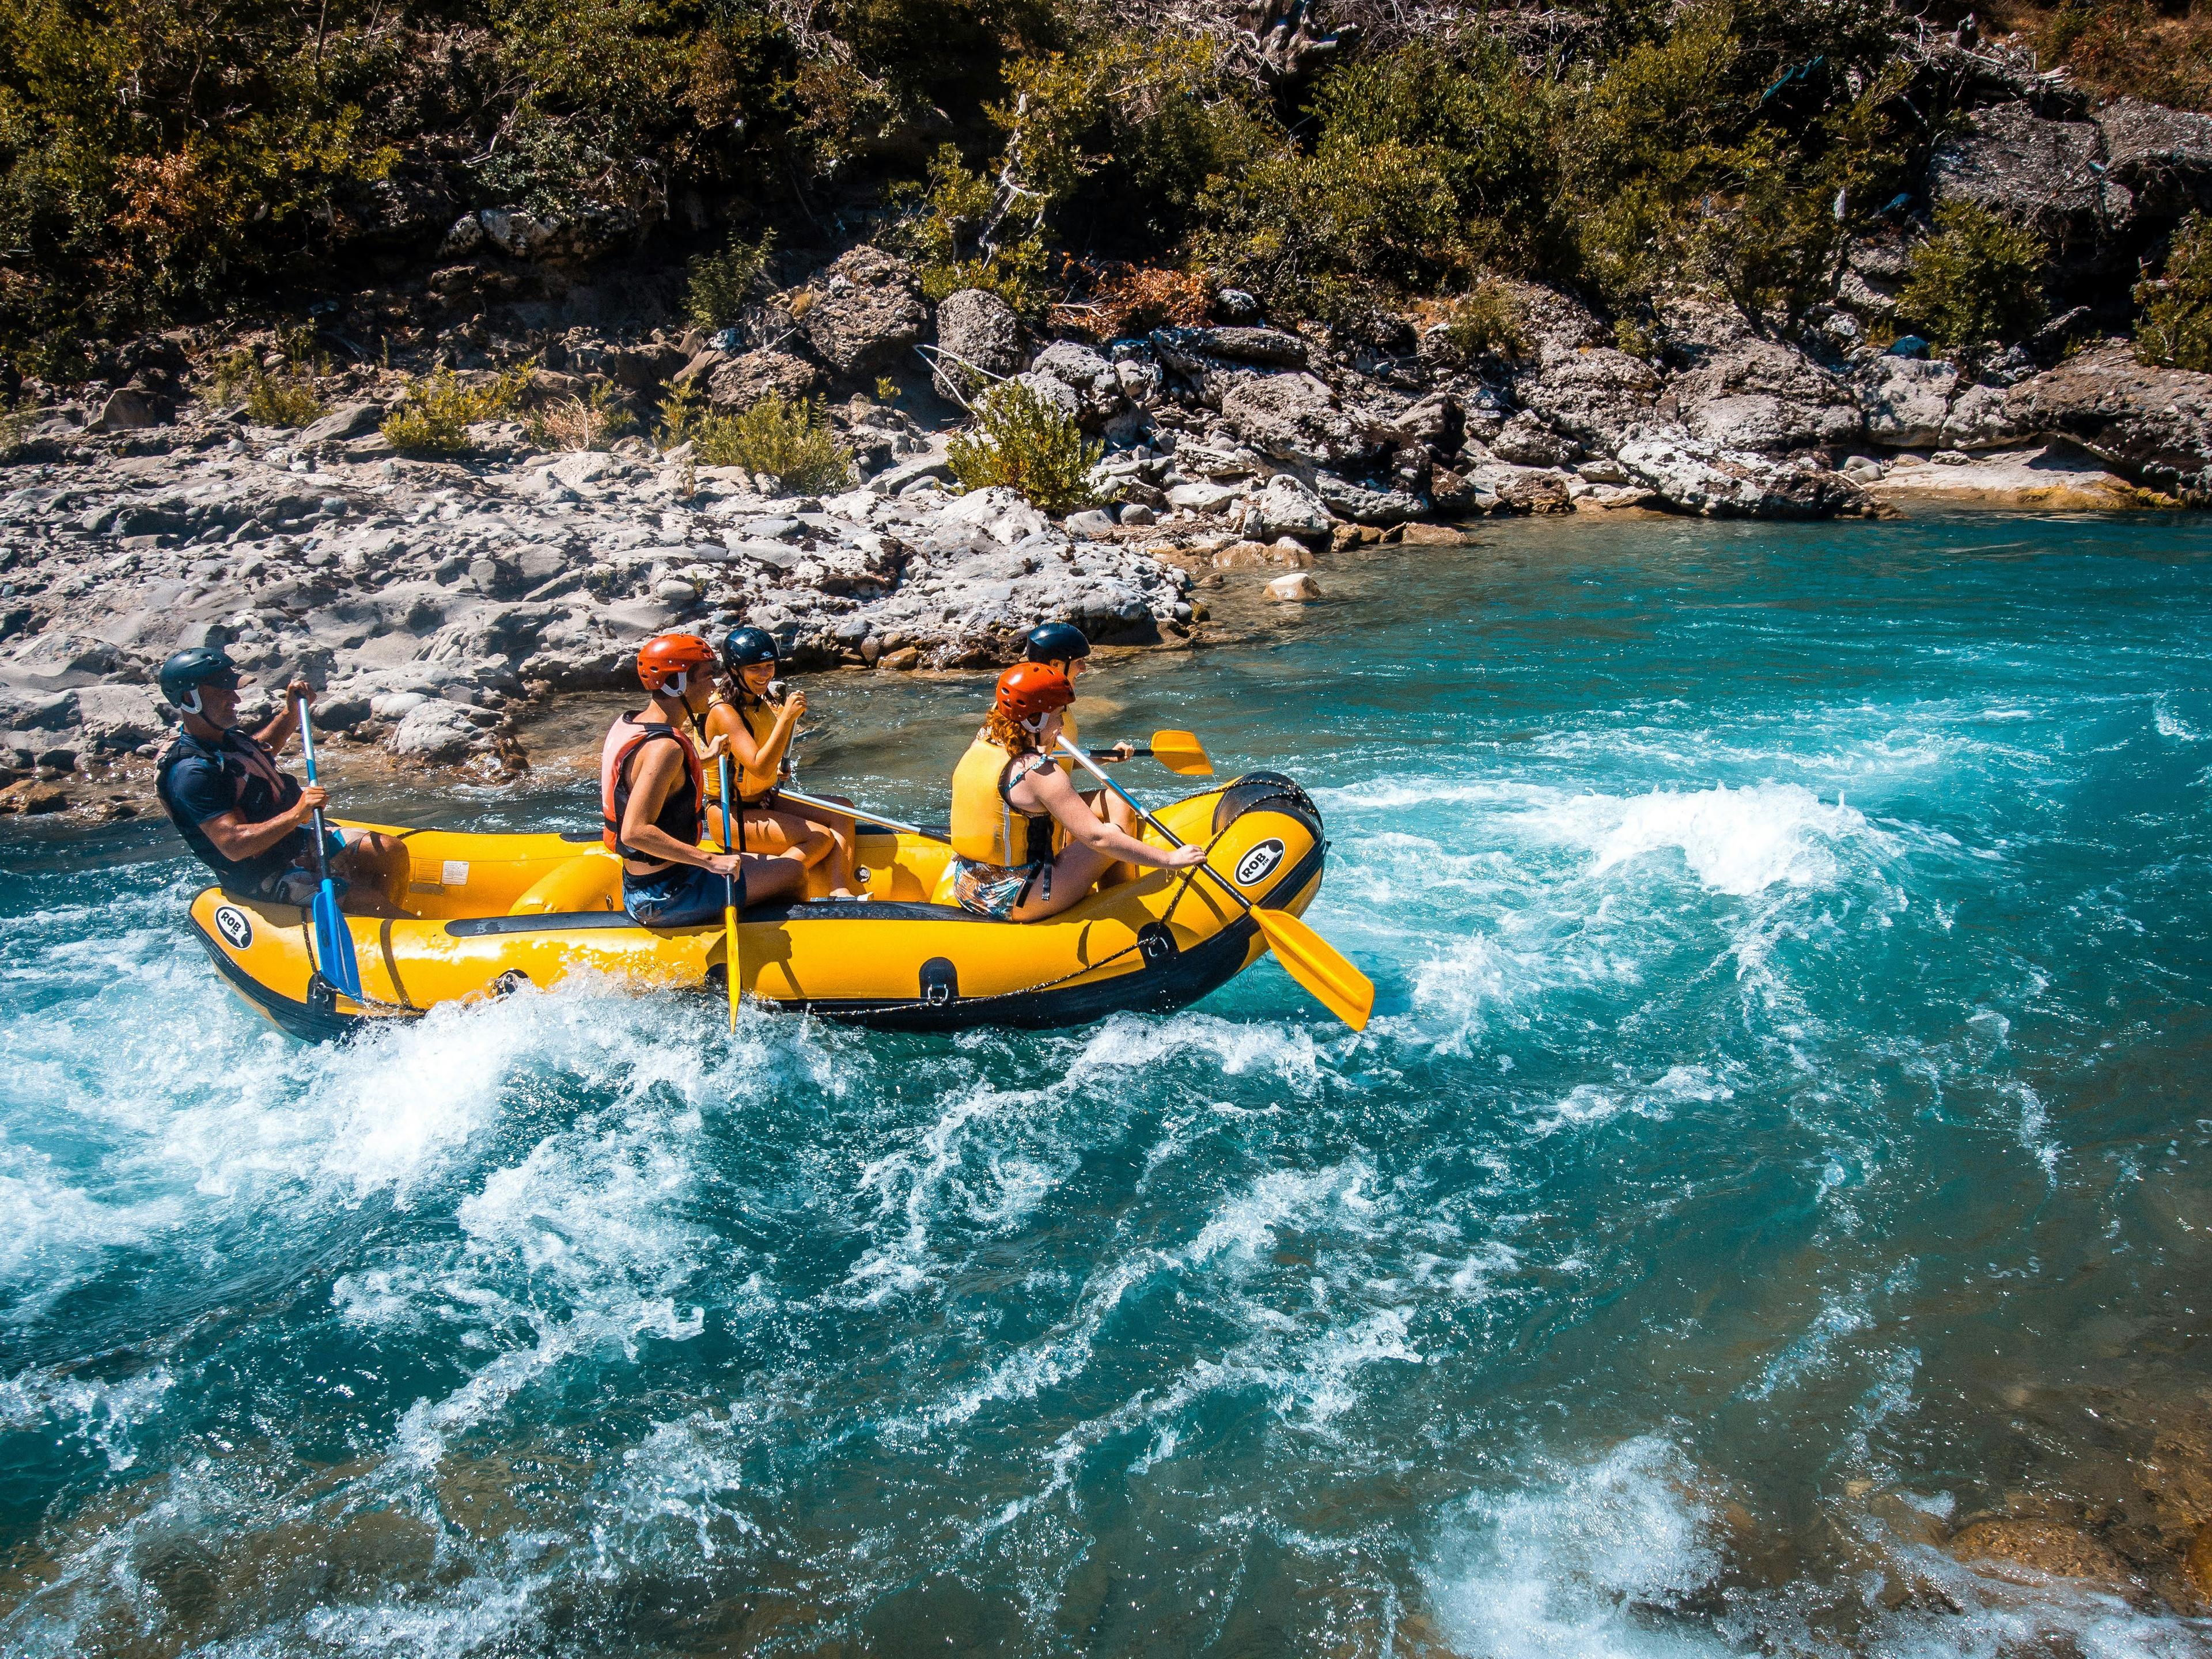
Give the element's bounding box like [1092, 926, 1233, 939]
[706, 351, 823, 413]
[1660, 304, 1862, 454]
[1220, 372, 1385, 468]
[2094, 99, 2212, 222]
[73, 683, 163, 752]
[1856, 357, 1960, 448]
[385, 700, 487, 763]
[601, 342, 687, 392]
[799, 247, 927, 378]
[1230, 475, 1332, 543]
[1997, 342, 2212, 500]
[933, 289, 1022, 400]
[1929, 104, 2131, 266]
[1513, 344, 1662, 454]
[1027, 342, 1125, 429]
[1615, 427, 1873, 518]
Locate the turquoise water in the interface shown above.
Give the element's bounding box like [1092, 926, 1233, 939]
[6, 512, 2212, 1656]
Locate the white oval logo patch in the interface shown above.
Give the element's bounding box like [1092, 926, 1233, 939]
[213, 904, 253, 950]
[1234, 838, 1285, 888]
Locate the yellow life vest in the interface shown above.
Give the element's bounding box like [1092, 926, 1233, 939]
[704, 698, 783, 804]
[949, 733, 1059, 866]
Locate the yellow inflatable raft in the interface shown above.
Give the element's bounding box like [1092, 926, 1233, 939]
[184, 772, 1327, 1039]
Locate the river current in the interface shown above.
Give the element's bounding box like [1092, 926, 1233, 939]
[5, 512, 2212, 1656]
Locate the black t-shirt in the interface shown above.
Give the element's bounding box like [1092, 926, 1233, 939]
[156, 729, 309, 887]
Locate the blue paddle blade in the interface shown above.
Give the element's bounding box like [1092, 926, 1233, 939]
[313, 880, 364, 1002]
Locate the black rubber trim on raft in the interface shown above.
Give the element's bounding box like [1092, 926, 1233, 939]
[188, 916, 359, 1043]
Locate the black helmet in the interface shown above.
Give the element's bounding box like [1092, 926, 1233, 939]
[158, 646, 244, 714]
[722, 626, 779, 674]
[1024, 621, 1090, 664]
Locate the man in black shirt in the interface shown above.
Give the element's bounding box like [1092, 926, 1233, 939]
[153, 647, 408, 915]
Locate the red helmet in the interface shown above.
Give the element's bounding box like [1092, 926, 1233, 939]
[637, 633, 717, 692]
[995, 661, 1073, 728]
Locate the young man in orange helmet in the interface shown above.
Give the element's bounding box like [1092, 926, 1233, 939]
[600, 633, 807, 925]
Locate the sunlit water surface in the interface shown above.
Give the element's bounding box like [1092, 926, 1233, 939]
[5, 512, 2212, 1656]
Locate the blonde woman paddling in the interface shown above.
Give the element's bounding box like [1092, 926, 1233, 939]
[701, 627, 860, 899]
[947, 663, 1204, 921]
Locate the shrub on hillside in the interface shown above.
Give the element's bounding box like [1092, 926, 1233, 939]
[691, 394, 851, 492]
[211, 352, 328, 426]
[381, 362, 536, 455]
[1048, 264, 1210, 339]
[1437, 280, 1528, 363]
[1897, 202, 2048, 350]
[2137, 214, 2212, 372]
[684, 229, 776, 331]
[947, 379, 1099, 513]
[527, 382, 634, 450]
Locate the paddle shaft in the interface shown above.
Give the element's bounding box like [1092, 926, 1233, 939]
[294, 696, 334, 884]
[1056, 738, 1253, 916]
[777, 787, 930, 840]
[718, 753, 741, 1030]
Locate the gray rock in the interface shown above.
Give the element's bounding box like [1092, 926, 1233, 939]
[800, 247, 927, 378]
[1220, 372, 1384, 468]
[1231, 475, 1332, 543]
[386, 699, 486, 763]
[1491, 411, 1581, 467]
[933, 289, 1023, 400]
[1188, 327, 1307, 368]
[72, 683, 164, 752]
[1064, 508, 1118, 539]
[1513, 345, 1660, 452]
[1316, 475, 1424, 525]
[93, 388, 163, 432]
[1661, 304, 1863, 454]
[2096, 98, 2212, 221]
[601, 343, 687, 392]
[707, 351, 824, 413]
[301, 403, 384, 445]
[1996, 342, 2212, 499]
[1615, 427, 1872, 518]
[1930, 103, 2131, 263]
[1857, 357, 1960, 448]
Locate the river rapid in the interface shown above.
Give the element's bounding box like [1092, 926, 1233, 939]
[5, 511, 2212, 1657]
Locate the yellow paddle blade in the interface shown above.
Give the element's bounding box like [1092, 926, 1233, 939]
[1149, 729, 1214, 777]
[1249, 906, 1374, 1031]
[724, 903, 741, 1032]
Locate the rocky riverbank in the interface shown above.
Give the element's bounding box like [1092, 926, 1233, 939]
[6, 234, 2212, 816]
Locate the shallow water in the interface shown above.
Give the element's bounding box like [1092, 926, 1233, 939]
[6, 511, 2212, 1656]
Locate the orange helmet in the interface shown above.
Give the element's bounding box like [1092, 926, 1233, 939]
[995, 661, 1073, 728]
[637, 632, 717, 692]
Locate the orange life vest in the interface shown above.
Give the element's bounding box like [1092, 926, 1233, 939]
[599, 712, 704, 867]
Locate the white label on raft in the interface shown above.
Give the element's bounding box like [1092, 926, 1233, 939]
[213, 904, 253, 950]
[442, 859, 469, 888]
[1234, 839, 1285, 888]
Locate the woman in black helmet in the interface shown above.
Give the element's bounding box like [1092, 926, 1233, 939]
[702, 627, 861, 899]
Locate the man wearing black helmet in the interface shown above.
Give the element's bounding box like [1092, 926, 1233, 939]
[153, 646, 409, 916]
[1024, 622, 1139, 840]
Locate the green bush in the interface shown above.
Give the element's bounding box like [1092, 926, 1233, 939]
[2137, 214, 2212, 372]
[947, 378, 1099, 513]
[1438, 280, 1528, 363]
[381, 361, 536, 455]
[683, 228, 775, 330]
[211, 351, 328, 426]
[691, 393, 851, 492]
[1897, 202, 2048, 350]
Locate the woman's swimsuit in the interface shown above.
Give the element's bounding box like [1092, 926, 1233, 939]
[949, 752, 1058, 918]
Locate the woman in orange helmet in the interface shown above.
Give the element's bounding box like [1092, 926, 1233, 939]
[600, 633, 806, 926]
[945, 661, 1204, 921]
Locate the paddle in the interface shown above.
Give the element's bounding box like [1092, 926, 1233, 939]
[777, 788, 929, 839]
[1091, 729, 1213, 777]
[1057, 737, 1373, 1031]
[718, 753, 742, 1032]
[294, 696, 365, 1003]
